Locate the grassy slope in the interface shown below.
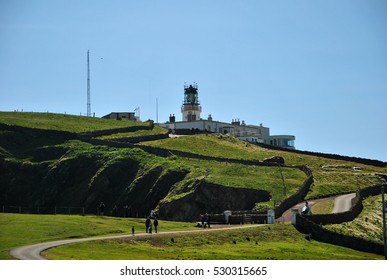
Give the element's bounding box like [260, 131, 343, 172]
[0, 113, 306, 207]
[144, 134, 387, 199]
[163, 157, 306, 205]
[45, 223, 382, 260]
[0, 112, 148, 133]
[0, 213, 195, 260]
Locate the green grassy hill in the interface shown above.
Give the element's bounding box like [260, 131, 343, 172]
[0, 112, 148, 133]
[144, 134, 387, 199]
[1, 111, 386, 217]
[0, 111, 386, 260]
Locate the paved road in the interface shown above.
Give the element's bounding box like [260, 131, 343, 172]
[332, 193, 356, 213]
[278, 193, 356, 222]
[9, 224, 263, 260]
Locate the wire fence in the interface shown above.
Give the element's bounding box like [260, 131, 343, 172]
[2, 206, 88, 215]
[1, 205, 144, 217]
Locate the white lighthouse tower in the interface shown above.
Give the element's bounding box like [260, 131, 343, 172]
[181, 83, 202, 121]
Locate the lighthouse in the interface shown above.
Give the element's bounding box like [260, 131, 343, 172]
[181, 83, 202, 121]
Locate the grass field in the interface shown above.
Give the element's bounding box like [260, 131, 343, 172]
[1, 213, 382, 260]
[45, 223, 382, 260]
[0, 213, 196, 260]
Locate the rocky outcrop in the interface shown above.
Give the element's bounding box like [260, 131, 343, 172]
[157, 181, 271, 221]
[118, 166, 189, 217]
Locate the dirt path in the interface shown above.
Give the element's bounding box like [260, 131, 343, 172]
[9, 224, 264, 260]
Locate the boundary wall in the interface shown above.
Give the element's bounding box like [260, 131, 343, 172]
[294, 184, 386, 255]
[257, 143, 386, 167]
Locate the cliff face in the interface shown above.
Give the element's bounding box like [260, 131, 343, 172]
[0, 125, 271, 221]
[158, 182, 271, 221]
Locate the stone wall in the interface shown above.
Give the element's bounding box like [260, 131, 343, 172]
[274, 174, 314, 218]
[78, 124, 153, 138]
[257, 143, 386, 167]
[0, 123, 77, 140]
[107, 132, 169, 144]
[295, 213, 384, 255]
[294, 184, 386, 255]
[205, 213, 267, 224]
[305, 184, 384, 225]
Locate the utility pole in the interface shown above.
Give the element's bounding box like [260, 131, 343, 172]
[382, 186, 387, 260]
[87, 50, 91, 117]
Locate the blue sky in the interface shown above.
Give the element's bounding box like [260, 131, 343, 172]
[1, 0, 386, 161]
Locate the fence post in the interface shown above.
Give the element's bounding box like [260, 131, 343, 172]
[382, 186, 387, 260]
[19, 206, 21, 214]
[2, 205, 4, 213]
[82, 207, 85, 216]
[37, 206, 39, 214]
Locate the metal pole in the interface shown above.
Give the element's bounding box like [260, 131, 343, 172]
[156, 98, 158, 124]
[382, 186, 387, 260]
[87, 50, 91, 117]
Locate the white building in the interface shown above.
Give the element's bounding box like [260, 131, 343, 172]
[162, 84, 295, 149]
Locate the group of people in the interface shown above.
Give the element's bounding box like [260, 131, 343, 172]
[145, 210, 159, 234]
[98, 203, 161, 235]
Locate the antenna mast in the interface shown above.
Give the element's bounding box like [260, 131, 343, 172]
[156, 98, 158, 123]
[87, 50, 91, 117]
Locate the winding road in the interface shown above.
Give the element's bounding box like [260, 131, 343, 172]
[278, 192, 356, 222]
[9, 193, 357, 260]
[9, 224, 263, 260]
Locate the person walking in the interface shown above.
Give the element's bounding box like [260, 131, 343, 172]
[145, 217, 150, 233]
[302, 201, 312, 215]
[99, 202, 105, 216]
[154, 219, 159, 233]
[132, 226, 135, 236]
